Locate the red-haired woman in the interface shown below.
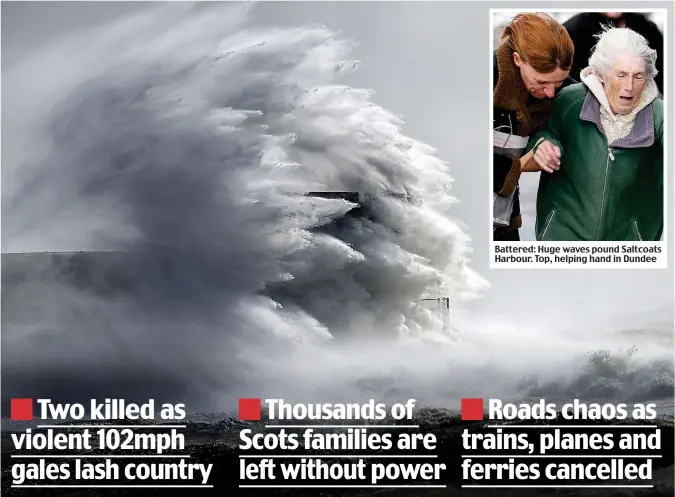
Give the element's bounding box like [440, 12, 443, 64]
[493, 13, 576, 241]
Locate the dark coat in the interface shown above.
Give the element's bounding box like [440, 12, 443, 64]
[493, 43, 576, 241]
[563, 13, 664, 94]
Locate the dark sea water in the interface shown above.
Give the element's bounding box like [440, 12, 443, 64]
[2, 411, 673, 496]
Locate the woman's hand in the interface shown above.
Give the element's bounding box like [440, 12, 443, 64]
[520, 138, 549, 172]
[533, 139, 561, 173]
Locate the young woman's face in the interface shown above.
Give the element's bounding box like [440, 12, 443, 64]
[513, 52, 569, 99]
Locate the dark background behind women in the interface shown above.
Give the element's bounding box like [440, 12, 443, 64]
[564, 12, 664, 95]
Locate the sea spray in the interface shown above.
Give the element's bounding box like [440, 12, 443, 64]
[2, 3, 486, 405]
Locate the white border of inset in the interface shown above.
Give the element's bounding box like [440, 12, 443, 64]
[489, 8, 668, 270]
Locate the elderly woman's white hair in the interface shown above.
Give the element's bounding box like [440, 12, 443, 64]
[588, 25, 658, 80]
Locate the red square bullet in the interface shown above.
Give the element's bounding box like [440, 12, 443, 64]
[11, 398, 33, 421]
[461, 398, 484, 421]
[239, 398, 261, 421]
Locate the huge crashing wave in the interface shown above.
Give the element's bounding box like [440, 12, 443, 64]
[2, 3, 487, 407]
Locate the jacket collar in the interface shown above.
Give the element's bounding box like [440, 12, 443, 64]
[494, 43, 525, 111]
[493, 43, 532, 134]
[580, 89, 655, 148]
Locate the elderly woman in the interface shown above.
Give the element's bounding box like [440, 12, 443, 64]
[524, 26, 663, 241]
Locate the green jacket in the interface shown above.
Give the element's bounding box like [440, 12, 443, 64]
[527, 83, 664, 241]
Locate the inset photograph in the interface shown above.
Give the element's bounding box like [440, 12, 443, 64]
[492, 11, 665, 242]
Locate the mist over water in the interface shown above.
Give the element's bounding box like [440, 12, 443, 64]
[2, 3, 672, 414]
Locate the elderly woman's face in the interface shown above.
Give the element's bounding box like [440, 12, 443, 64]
[602, 54, 646, 115]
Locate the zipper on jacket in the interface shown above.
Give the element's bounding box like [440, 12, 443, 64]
[634, 220, 643, 241]
[596, 147, 614, 240]
[538, 210, 556, 241]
